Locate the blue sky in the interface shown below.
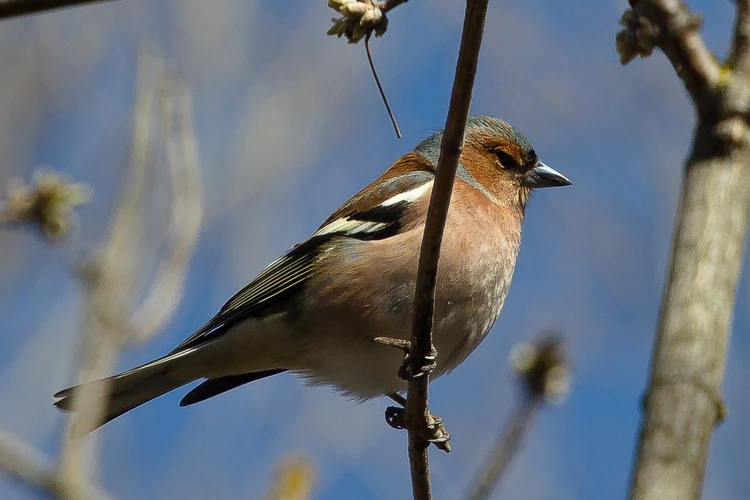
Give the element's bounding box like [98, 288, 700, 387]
[0, 1, 748, 498]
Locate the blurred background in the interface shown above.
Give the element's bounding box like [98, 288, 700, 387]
[0, 0, 747, 498]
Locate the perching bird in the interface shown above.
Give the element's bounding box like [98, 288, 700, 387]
[53, 115, 570, 433]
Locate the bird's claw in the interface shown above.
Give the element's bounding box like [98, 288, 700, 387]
[383, 405, 451, 453]
[372, 336, 438, 381]
[424, 414, 451, 452]
[385, 405, 406, 429]
[397, 345, 438, 382]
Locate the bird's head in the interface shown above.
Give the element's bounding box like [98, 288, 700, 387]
[462, 115, 571, 207]
[413, 115, 571, 208]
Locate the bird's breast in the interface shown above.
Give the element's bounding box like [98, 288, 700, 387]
[432, 211, 520, 373]
[295, 196, 522, 398]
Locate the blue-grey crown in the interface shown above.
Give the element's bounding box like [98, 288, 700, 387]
[412, 115, 532, 166]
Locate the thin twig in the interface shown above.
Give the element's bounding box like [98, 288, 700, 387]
[0, 0, 116, 20]
[365, 34, 401, 139]
[464, 336, 569, 499]
[377, 0, 409, 15]
[466, 399, 540, 500]
[52, 54, 203, 497]
[405, 1, 489, 499]
[0, 429, 112, 499]
[129, 83, 204, 342]
[55, 56, 160, 497]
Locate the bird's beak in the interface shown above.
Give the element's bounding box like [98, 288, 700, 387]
[523, 162, 572, 189]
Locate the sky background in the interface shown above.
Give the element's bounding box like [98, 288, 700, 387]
[0, 0, 748, 499]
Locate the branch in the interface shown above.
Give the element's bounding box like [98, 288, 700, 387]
[0, 0, 116, 20]
[648, 0, 720, 94]
[0, 429, 112, 499]
[54, 54, 203, 496]
[465, 336, 569, 500]
[466, 400, 539, 500]
[56, 56, 161, 493]
[628, 132, 750, 500]
[378, 0, 409, 14]
[617, 0, 720, 98]
[129, 81, 204, 342]
[624, 3, 750, 500]
[405, 0, 489, 498]
[728, 0, 750, 77]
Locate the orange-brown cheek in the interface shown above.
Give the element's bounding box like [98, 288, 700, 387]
[459, 147, 502, 187]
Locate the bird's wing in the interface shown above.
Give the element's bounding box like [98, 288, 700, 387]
[170, 169, 434, 354]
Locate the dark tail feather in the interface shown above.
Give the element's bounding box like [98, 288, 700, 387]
[179, 369, 286, 407]
[53, 353, 196, 435]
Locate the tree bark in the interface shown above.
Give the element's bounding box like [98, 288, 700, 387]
[629, 125, 750, 499]
[620, 1, 750, 497]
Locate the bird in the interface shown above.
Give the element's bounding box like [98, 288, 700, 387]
[53, 115, 571, 433]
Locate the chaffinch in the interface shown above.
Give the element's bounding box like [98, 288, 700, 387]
[53, 115, 571, 432]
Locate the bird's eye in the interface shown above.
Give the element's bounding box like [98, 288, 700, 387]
[495, 150, 520, 170]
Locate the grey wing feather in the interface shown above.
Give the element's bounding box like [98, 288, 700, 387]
[169, 236, 328, 354]
[170, 170, 433, 355]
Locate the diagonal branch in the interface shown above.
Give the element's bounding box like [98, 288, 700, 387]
[377, 0, 409, 15]
[638, 0, 720, 97]
[0, 429, 112, 499]
[466, 400, 540, 500]
[0, 0, 116, 20]
[405, 0, 489, 498]
[465, 335, 569, 500]
[55, 56, 161, 495]
[53, 54, 203, 498]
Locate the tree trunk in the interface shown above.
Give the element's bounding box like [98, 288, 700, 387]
[629, 123, 750, 500]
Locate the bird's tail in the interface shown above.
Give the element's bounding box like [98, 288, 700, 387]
[53, 351, 197, 435]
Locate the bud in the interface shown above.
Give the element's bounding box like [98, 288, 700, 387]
[509, 334, 570, 404]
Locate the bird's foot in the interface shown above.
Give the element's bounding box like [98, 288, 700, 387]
[372, 337, 437, 381]
[385, 405, 406, 429]
[384, 395, 451, 453]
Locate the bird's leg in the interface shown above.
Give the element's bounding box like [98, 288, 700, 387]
[372, 337, 438, 381]
[385, 392, 407, 429]
[384, 392, 451, 453]
[388, 392, 407, 406]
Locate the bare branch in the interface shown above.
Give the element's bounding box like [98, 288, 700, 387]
[466, 400, 539, 500]
[650, 0, 720, 93]
[405, 0, 489, 498]
[728, 0, 750, 76]
[377, 0, 409, 15]
[465, 336, 569, 500]
[0, 429, 112, 499]
[0, 429, 54, 492]
[0, 0, 116, 20]
[55, 54, 162, 497]
[364, 35, 402, 139]
[624, 2, 750, 499]
[53, 54, 203, 497]
[628, 129, 750, 500]
[617, 1, 720, 97]
[129, 83, 204, 342]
